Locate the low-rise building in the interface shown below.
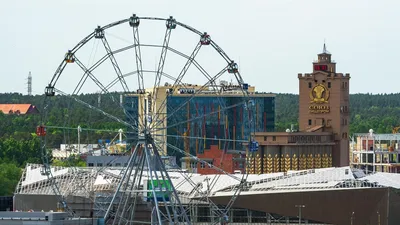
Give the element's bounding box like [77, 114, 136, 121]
[0, 104, 39, 115]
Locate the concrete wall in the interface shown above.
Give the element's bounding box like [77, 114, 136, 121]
[210, 188, 391, 225]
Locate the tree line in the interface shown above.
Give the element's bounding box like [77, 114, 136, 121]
[0, 92, 400, 195]
[275, 93, 400, 134]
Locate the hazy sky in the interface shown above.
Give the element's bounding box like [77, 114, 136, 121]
[1, 0, 399, 95]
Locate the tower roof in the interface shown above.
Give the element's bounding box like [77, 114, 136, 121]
[321, 43, 331, 55]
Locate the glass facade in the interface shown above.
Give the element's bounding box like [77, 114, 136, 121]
[165, 95, 275, 161]
[124, 94, 275, 162]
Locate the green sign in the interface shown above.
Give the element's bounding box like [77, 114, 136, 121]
[146, 180, 172, 202]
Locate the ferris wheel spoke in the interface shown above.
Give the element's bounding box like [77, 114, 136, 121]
[209, 41, 249, 99]
[151, 17, 175, 127]
[150, 66, 228, 130]
[154, 138, 244, 218]
[153, 137, 241, 182]
[99, 32, 130, 92]
[150, 42, 202, 130]
[153, 99, 246, 134]
[54, 88, 139, 132]
[129, 14, 145, 92]
[129, 15, 147, 131]
[153, 133, 246, 144]
[48, 32, 96, 88]
[73, 56, 109, 93]
[151, 141, 226, 215]
[64, 54, 141, 127]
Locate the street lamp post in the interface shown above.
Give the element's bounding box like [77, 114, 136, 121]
[295, 205, 305, 224]
[377, 211, 381, 225]
[351, 212, 355, 225]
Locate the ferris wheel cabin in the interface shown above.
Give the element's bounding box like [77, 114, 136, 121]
[36, 125, 46, 137]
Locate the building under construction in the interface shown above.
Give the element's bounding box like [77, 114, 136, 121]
[351, 129, 400, 174]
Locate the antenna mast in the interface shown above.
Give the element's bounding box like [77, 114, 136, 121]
[28, 71, 32, 96]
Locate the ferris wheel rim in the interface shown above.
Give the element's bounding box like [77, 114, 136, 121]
[39, 13, 254, 223]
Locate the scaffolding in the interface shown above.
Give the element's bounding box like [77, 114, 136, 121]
[351, 132, 400, 174]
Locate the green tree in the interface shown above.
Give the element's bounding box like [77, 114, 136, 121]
[0, 162, 22, 196]
[52, 155, 86, 167]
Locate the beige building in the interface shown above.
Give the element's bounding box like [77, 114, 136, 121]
[247, 45, 350, 174]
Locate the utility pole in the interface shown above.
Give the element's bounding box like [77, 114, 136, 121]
[295, 205, 305, 224]
[77, 126, 82, 154]
[351, 212, 355, 225]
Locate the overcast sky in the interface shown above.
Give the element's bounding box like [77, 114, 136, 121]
[1, 0, 399, 95]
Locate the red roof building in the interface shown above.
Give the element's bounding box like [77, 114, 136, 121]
[0, 104, 39, 115]
[196, 145, 246, 175]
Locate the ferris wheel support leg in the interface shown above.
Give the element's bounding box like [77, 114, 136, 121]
[151, 141, 192, 225]
[104, 142, 139, 221]
[115, 152, 142, 225]
[143, 141, 163, 225]
[147, 147, 174, 224]
[118, 143, 147, 225]
[127, 150, 147, 224]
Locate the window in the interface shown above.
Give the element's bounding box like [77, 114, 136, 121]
[201, 162, 205, 168]
[88, 163, 94, 167]
[328, 82, 331, 88]
[272, 136, 276, 141]
[115, 163, 121, 167]
[264, 136, 267, 141]
[308, 82, 312, 88]
[97, 163, 103, 167]
[308, 119, 312, 126]
[124, 163, 128, 167]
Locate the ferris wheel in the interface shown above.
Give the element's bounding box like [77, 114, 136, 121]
[39, 14, 255, 225]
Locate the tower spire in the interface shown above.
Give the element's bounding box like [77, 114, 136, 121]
[322, 40, 329, 54]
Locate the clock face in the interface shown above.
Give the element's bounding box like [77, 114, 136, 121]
[314, 65, 328, 71]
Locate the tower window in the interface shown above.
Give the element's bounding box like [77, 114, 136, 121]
[328, 82, 331, 88]
[308, 119, 312, 126]
[308, 82, 312, 88]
